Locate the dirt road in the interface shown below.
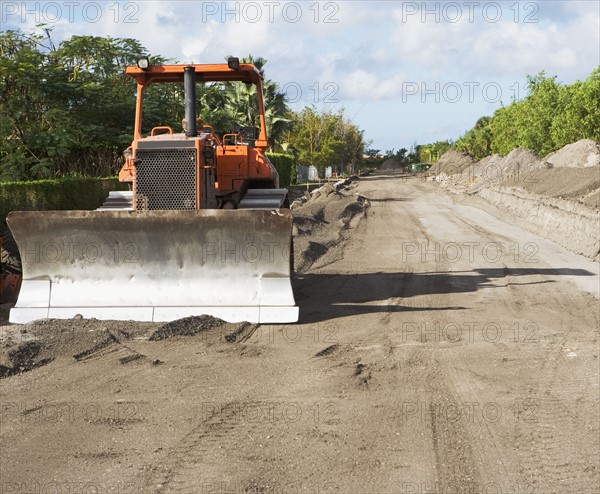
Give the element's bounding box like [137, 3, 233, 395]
[1, 173, 599, 493]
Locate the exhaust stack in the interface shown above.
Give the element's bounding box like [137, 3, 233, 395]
[184, 66, 197, 137]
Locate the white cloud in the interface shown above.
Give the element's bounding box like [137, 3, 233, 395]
[387, 1, 599, 81]
[341, 69, 407, 101]
[2, 0, 598, 150]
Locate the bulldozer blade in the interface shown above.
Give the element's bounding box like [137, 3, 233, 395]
[7, 210, 298, 324]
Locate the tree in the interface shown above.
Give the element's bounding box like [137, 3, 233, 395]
[551, 68, 600, 148]
[518, 72, 562, 155]
[413, 140, 452, 163]
[0, 29, 64, 180]
[0, 29, 151, 180]
[219, 54, 291, 150]
[460, 67, 600, 158]
[286, 107, 365, 176]
[455, 117, 492, 159]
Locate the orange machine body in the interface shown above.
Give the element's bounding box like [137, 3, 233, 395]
[118, 63, 278, 209]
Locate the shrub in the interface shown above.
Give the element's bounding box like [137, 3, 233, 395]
[267, 153, 296, 187]
[0, 177, 127, 221]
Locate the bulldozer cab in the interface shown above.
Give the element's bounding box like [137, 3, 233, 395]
[118, 61, 281, 205]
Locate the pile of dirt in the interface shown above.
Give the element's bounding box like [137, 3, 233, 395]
[493, 147, 548, 178]
[429, 140, 600, 259]
[544, 139, 600, 168]
[0, 314, 261, 378]
[379, 158, 402, 170]
[0, 336, 43, 377]
[458, 154, 503, 188]
[469, 149, 551, 193]
[501, 166, 600, 206]
[430, 149, 476, 176]
[290, 177, 359, 209]
[149, 315, 239, 341]
[431, 148, 551, 192]
[0, 319, 149, 377]
[292, 179, 370, 272]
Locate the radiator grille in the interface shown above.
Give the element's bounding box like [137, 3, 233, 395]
[135, 148, 197, 210]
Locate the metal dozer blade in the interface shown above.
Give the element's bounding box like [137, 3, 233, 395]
[7, 209, 298, 324]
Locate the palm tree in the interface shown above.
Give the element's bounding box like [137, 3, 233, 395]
[222, 55, 291, 150]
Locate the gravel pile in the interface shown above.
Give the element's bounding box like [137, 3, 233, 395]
[148, 315, 227, 341]
[291, 177, 370, 272]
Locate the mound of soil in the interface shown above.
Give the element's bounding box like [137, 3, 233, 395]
[149, 315, 230, 341]
[431, 149, 476, 176]
[292, 180, 370, 272]
[496, 148, 548, 178]
[544, 139, 600, 168]
[0, 319, 152, 377]
[379, 159, 402, 170]
[462, 154, 503, 185]
[1, 314, 260, 378]
[501, 166, 600, 208]
[458, 149, 549, 193]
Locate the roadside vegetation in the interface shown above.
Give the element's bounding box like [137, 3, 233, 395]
[1, 28, 597, 184]
[371, 67, 599, 166]
[0, 28, 366, 183]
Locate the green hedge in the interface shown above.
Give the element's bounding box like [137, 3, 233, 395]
[1, 177, 128, 221]
[267, 153, 296, 187]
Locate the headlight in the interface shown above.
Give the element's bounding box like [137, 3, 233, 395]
[227, 57, 240, 70]
[137, 57, 150, 70]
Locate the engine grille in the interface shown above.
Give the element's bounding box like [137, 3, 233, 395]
[135, 148, 197, 210]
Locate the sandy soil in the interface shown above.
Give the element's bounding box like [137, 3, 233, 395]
[430, 141, 600, 260]
[501, 167, 600, 207]
[1, 173, 599, 493]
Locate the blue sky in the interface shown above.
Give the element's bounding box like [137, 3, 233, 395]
[2, 1, 599, 151]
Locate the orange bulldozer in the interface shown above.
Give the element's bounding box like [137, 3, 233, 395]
[7, 57, 298, 324]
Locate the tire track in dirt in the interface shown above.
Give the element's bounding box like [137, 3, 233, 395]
[376, 184, 444, 315]
[514, 343, 600, 492]
[141, 401, 249, 493]
[417, 186, 599, 492]
[2, 174, 598, 492]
